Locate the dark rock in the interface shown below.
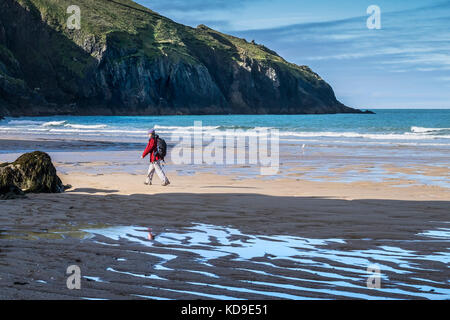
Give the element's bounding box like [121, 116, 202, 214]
[0, 151, 65, 198]
[0, 187, 25, 200]
[0, 165, 17, 191]
[0, 163, 25, 200]
[0, 166, 25, 199]
[12, 151, 65, 193]
[0, 162, 10, 168]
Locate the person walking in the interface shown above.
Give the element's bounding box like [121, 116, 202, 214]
[142, 129, 170, 186]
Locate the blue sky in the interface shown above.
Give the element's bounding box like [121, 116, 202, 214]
[136, 0, 450, 109]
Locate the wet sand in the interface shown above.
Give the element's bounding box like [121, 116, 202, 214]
[1, 171, 449, 299]
[0, 137, 449, 299]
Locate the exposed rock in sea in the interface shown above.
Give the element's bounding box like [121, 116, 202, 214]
[0, 151, 65, 198]
[0, 0, 369, 116]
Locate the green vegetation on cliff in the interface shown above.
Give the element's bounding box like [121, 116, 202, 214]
[17, 0, 299, 67]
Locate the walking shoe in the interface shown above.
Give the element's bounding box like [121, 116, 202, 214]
[161, 180, 170, 186]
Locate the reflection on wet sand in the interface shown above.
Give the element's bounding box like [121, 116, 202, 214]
[76, 223, 449, 300]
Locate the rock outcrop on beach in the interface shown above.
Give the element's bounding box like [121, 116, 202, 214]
[0, 151, 65, 198]
[0, 0, 366, 116]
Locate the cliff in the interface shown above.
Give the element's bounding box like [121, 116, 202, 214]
[0, 0, 366, 116]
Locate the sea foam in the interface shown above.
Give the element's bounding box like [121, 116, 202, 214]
[42, 120, 67, 127]
[411, 126, 450, 133]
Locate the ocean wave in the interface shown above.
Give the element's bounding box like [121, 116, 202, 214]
[47, 128, 146, 134]
[3, 120, 106, 130]
[42, 120, 68, 127]
[154, 124, 220, 130]
[280, 131, 450, 140]
[2, 122, 450, 141]
[64, 124, 108, 129]
[161, 128, 450, 140]
[153, 126, 450, 140]
[411, 126, 450, 133]
[7, 120, 43, 125]
[155, 125, 277, 131]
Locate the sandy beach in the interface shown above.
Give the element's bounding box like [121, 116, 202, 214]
[1, 135, 449, 300]
[1, 0, 450, 303]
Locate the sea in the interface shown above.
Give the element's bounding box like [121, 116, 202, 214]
[1, 109, 449, 144]
[0, 109, 449, 187]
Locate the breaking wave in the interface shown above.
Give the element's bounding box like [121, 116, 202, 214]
[411, 126, 450, 134]
[42, 120, 68, 127]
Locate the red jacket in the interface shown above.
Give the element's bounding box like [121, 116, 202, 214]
[142, 137, 161, 162]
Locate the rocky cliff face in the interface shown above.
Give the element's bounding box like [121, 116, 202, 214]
[0, 0, 364, 116]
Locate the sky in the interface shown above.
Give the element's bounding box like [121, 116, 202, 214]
[136, 0, 450, 109]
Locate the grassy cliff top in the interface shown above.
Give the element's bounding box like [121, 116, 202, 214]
[15, 0, 322, 82]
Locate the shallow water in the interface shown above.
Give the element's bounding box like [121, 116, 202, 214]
[418, 228, 450, 240]
[79, 223, 450, 300]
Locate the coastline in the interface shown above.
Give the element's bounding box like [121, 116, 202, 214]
[1, 136, 449, 299]
[0, 0, 448, 302]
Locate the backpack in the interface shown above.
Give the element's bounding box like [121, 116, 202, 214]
[156, 136, 167, 160]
